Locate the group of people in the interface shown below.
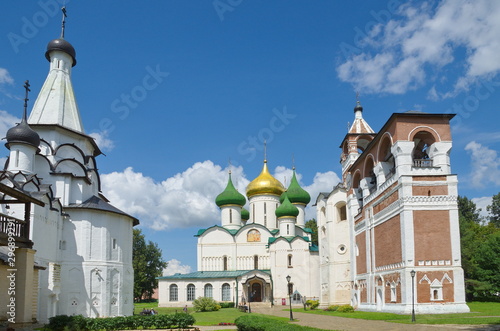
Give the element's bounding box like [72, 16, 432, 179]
[140, 308, 157, 315]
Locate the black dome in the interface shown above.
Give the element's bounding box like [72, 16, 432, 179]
[6, 119, 40, 148]
[354, 101, 363, 113]
[45, 38, 77, 66]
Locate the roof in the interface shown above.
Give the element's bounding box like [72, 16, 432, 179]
[158, 269, 271, 280]
[66, 195, 139, 225]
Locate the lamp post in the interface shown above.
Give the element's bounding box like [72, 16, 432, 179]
[286, 275, 293, 321]
[247, 283, 251, 313]
[410, 270, 416, 323]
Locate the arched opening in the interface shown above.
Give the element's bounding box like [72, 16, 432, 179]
[287, 254, 293, 268]
[378, 135, 395, 178]
[221, 283, 231, 301]
[187, 284, 195, 301]
[412, 130, 436, 167]
[364, 157, 376, 194]
[169, 284, 178, 301]
[352, 172, 363, 211]
[204, 284, 213, 298]
[223, 256, 228, 271]
[253, 255, 259, 269]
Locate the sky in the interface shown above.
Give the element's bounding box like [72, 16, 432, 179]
[1, 0, 500, 275]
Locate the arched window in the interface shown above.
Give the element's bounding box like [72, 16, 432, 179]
[230, 209, 232, 223]
[221, 283, 231, 301]
[169, 284, 178, 301]
[223, 256, 228, 271]
[287, 254, 293, 268]
[254, 255, 259, 269]
[204, 284, 213, 298]
[187, 284, 195, 301]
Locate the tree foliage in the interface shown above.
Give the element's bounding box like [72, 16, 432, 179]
[133, 228, 168, 301]
[305, 218, 318, 246]
[458, 195, 500, 301]
[487, 192, 500, 228]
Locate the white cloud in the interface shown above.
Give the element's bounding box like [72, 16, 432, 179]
[0, 68, 14, 85]
[101, 161, 341, 231]
[464, 141, 500, 188]
[337, 0, 500, 97]
[89, 131, 115, 151]
[101, 161, 231, 230]
[472, 196, 492, 219]
[163, 259, 192, 276]
[0, 110, 20, 139]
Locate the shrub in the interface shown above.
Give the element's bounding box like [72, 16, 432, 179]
[325, 305, 339, 311]
[44, 312, 196, 330]
[337, 304, 354, 313]
[193, 296, 221, 312]
[305, 299, 319, 310]
[219, 301, 235, 308]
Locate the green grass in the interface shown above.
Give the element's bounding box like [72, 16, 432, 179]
[295, 301, 500, 325]
[134, 301, 289, 326]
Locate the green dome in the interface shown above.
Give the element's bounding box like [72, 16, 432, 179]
[241, 207, 250, 220]
[275, 194, 299, 218]
[280, 170, 310, 205]
[215, 173, 246, 207]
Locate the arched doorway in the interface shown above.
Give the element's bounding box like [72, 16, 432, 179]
[251, 283, 262, 302]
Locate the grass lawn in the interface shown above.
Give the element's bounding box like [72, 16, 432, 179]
[293, 301, 500, 325]
[134, 301, 289, 326]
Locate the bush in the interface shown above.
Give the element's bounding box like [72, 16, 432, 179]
[325, 305, 339, 311]
[337, 304, 354, 313]
[193, 296, 221, 312]
[219, 301, 235, 308]
[305, 299, 319, 310]
[235, 315, 320, 331]
[44, 312, 196, 330]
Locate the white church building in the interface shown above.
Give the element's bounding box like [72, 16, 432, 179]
[0, 25, 138, 323]
[158, 162, 320, 307]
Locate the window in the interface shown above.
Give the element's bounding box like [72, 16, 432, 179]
[254, 255, 259, 269]
[287, 224, 290, 234]
[230, 209, 232, 223]
[187, 284, 195, 301]
[390, 283, 396, 302]
[287, 254, 292, 268]
[112, 238, 117, 249]
[223, 256, 228, 271]
[169, 284, 178, 301]
[204, 284, 213, 298]
[222, 283, 231, 301]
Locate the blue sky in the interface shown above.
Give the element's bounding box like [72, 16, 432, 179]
[1, 0, 500, 274]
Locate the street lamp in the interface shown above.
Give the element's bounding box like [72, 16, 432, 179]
[247, 284, 251, 313]
[286, 275, 293, 321]
[410, 270, 416, 323]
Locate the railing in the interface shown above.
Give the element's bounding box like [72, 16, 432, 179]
[413, 159, 433, 167]
[0, 213, 29, 240]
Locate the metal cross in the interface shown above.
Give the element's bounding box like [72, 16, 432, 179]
[23, 80, 31, 119]
[61, 6, 67, 38]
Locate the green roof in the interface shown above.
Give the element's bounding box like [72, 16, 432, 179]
[241, 207, 250, 220]
[280, 170, 310, 205]
[215, 173, 246, 207]
[267, 235, 310, 245]
[157, 269, 271, 280]
[195, 225, 239, 237]
[275, 194, 299, 218]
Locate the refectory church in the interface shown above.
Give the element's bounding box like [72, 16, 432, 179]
[159, 102, 469, 314]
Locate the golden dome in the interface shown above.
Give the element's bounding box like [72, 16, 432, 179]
[246, 160, 285, 198]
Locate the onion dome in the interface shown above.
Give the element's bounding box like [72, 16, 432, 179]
[5, 118, 40, 148]
[275, 194, 299, 219]
[354, 100, 363, 113]
[241, 207, 250, 221]
[215, 173, 246, 207]
[246, 160, 285, 198]
[45, 38, 77, 66]
[280, 170, 311, 205]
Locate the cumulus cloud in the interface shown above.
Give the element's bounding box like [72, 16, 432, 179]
[101, 161, 340, 230]
[163, 259, 192, 276]
[0, 68, 14, 85]
[89, 130, 115, 151]
[337, 0, 500, 97]
[464, 141, 500, 188]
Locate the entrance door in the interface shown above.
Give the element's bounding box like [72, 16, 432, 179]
[251, 283, 262, 302]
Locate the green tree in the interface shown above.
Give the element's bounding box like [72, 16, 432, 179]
[305, 219, 318, 246]
[133, 228, 167, 302]
[487, 192, 500, 227]
[458, 195, 500, 301]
